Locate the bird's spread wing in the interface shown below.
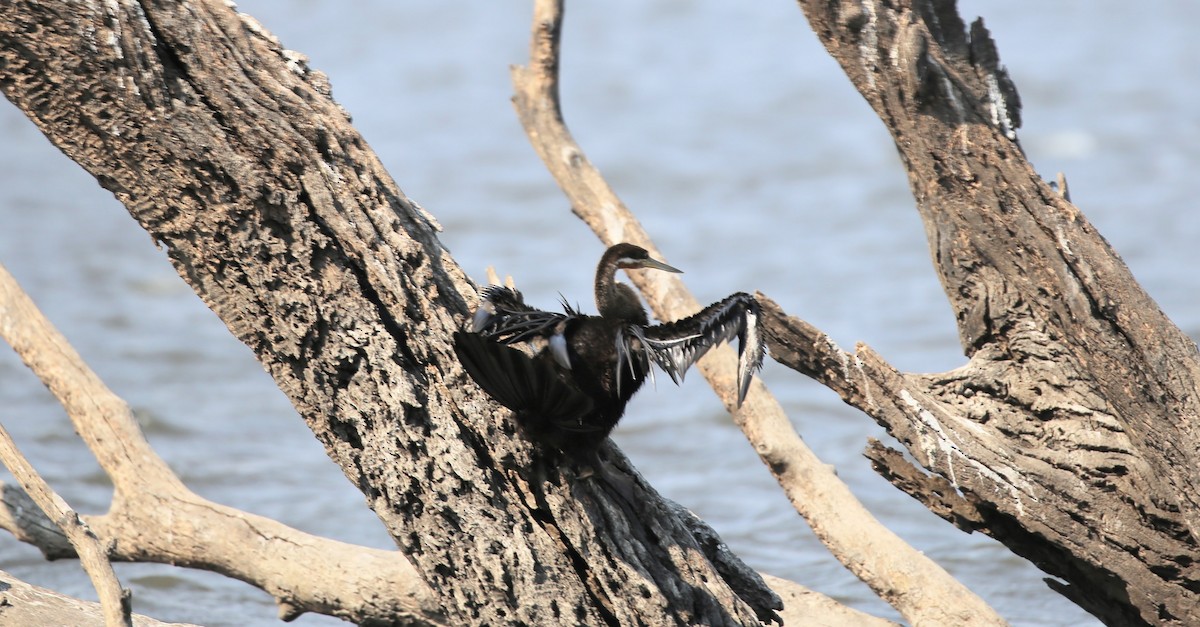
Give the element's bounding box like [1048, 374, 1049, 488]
[471, 285, 571, 346]
[638, 292, 765, 405]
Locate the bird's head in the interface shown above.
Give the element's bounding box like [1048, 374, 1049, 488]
[606, 243, 682, 274]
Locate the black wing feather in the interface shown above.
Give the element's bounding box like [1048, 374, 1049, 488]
[472, 285, 570, 345]
[453, 331, 593, 420]
[640, 292, 764, 404]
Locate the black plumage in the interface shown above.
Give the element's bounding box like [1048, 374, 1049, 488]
[453, 243, 763, 461]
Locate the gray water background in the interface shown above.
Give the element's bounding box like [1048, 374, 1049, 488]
[2, 2, 1198, 625]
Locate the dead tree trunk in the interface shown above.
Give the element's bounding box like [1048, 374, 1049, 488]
[756, 2, 1200, 625]
[2, 0, 1195, 625]
[0, 1, 780, 625]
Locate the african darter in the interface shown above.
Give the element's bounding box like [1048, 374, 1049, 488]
[453, 243, 763, 466]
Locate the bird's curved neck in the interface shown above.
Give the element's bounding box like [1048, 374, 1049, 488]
[595, 250, 648, 324]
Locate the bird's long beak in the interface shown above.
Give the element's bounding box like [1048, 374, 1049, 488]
[636, 258, 683, 274]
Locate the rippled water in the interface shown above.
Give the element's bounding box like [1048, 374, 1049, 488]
[2, 2, 1198, 625]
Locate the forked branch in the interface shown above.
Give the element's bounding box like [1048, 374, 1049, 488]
[765, 1, 1200, 625]
[0, 423, 131, 627]
[0, 263, 446, 626]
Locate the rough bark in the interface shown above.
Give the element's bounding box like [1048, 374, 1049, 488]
[511, 1, 1004, 625]
[0, 1, 782, 624]
[753, 2, 1200, 625]
[0, 257, 445, 625]
[3, 0, 1190, 625]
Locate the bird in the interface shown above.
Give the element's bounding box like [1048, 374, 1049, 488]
[453, 243, 764, 467]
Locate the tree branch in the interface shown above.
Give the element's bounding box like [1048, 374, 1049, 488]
[510, 1, 1006, 625]
[0, 423, 132, 627]
[753, 1, 1200, 624]
[0, 482, 75, 559]
[0, 1, 790, 623]
[0, 570, 196, 627]
[0, 262, 445, 626]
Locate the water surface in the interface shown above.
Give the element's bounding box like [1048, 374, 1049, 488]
[2, 2, 1197, 625]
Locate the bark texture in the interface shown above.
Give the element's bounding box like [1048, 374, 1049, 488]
[0, 1, 779, 624]
[755, 2, 1200, 625]
[3, 0, 1193, 625]
[0, 260, 443, 625]
[510, 1, 1004, 624]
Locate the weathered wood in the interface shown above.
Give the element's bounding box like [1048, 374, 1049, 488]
[6, 0, 1190, 625]
[755, 1, 1200, 625]
[0, 420, 132, 627]
[510, 1, 1006, 624]
[0, 570, 197, 627]
[0, 260, 446, 625]
[0, 1, 780, 624]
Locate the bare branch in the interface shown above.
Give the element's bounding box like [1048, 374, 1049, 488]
[0, 262, 446, 626]
[0, 481, 75, 559]
[509, 0, 1006, 625]
[759, 1, 1200, 624]
[0, 570, 197, 627]
[0, 423, 132, 627]
[762, 575, 900, 627]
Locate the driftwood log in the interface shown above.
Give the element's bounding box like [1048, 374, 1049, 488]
[0, 0, 1196, 626]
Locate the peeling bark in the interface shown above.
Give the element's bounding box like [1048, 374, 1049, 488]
[753, 2, 1200, 625]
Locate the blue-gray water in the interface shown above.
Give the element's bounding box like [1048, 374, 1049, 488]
[2, 2, 1197, 625]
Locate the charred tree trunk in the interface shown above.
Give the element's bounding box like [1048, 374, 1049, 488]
[757, 2, 1200, 625]
[0, 1, 779, 625]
